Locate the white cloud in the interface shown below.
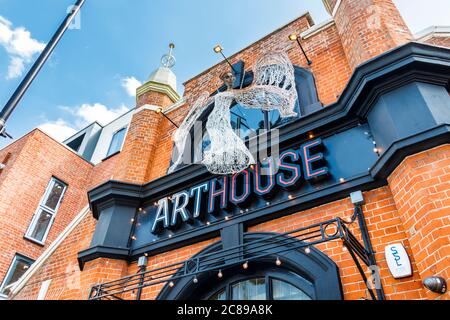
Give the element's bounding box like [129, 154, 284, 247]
[394, 0, 450, 33]
[38, 103, 130, 142]
[39, 119, 77, 142]
[72, 103, 129, 125]
[0, 15, 45, 79]
[7, 57, 25, 79]
[121, 76, 142, 97]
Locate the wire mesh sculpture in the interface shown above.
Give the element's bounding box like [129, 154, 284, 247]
[168, 51, 298, 175]
[168, 92, 213, 174]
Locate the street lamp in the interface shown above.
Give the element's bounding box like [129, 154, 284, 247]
[0, 0, 87, 139]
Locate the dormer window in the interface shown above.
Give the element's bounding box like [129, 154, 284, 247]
[106, 127, 127, 157]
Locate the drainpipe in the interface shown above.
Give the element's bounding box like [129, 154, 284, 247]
[136, 256, 148, 300]
[350, 191, 386, 300]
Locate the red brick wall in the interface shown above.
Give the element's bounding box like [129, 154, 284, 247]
[183, 15, 350, 108]
[146, 17, 352, 181]
[388, 145, 450, 300]
[0, 132, 29, 185]
[0, 129, 122, 293]
[422, 37, 450, 49]
[0, 130, 93, 285]
[333, 0, 412, 70]
[8, 1, 449, 301]
[250, 187, 427, 300]
[14, 186, 430, 300]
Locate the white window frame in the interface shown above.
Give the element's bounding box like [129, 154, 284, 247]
[25, 177, 67, 245]
[0, 254, 34, 298]
[106, 126, 128, 158]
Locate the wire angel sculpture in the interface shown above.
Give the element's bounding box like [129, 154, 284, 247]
[168, 51, 298, 175]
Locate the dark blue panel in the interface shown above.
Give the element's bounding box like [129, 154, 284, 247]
[368, 82, 437, 153]
[131, 124, 378, 250]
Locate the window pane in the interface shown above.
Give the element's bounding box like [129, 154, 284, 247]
[1, 257, 32, 295]
[107, 128, 126, 156]
[209, 289, 226, 301]
[29, 210, 53, 242]
[232, 278, 266, 300]
[230, 104, 264, 140]
[44, 180, 65, 210]
[272, 279, 311, 300]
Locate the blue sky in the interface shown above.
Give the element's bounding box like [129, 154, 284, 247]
[0, 0, 449, 149]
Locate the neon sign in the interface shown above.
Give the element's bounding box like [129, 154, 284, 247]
[151, 138, 329, 233]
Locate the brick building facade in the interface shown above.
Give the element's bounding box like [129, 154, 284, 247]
[1, 0, 449, 300]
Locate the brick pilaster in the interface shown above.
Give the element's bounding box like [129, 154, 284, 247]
[331, 0, 412, 70]
[388, 145, 450, 300]
[114, 91, 175, 184]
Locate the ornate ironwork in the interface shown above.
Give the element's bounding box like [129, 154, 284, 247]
[89, 211, 382, 301]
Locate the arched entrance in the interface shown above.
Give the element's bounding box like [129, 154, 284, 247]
[158, 233, 343, 300]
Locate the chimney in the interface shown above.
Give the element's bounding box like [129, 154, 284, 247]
[323, 0, 413, 70]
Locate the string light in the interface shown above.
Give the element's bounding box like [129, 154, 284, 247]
[138, 208, 143, 212]
[218, 270, 223, 278]
[193, 277, 198, 284]
[276, 257, 282, 266]
[206, 221, 211, 226]
[339, 178, 345, 183]
[225, 216, 230, 221]
[131, 236, 137, 241]
[243, 261, 249, 269]
[288, 195, 294, 200]
[144, 253, 148, 257]
[130, 218, 135, 223]
[305, 247, 311, 254]
[169, 281, 174, 288]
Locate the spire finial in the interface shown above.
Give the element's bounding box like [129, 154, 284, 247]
[161, 43, 176, 69]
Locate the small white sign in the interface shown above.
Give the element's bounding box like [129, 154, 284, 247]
[385, 243, 412, 279]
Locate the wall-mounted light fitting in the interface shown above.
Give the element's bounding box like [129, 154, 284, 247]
[288, 33, 312, 65]
[213, 44, 237, 73]
[143, 104, 179, 128]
